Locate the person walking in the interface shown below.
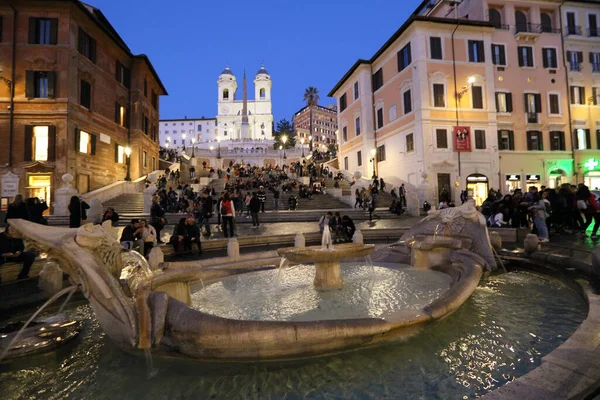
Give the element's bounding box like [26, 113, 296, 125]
[68, 196, 82, 228]
[249, 192, 261, 228]
[354, 189, 362, 209]
[380, 178, 386, 193]
[529, 192, 550, 242]
[399, 184, 406, 207]
[221, 192, 236, 238]
[368, 196, 376, 222]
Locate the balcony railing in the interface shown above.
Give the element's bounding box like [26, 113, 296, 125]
[565, 25, 582, 36]
[515, 23, 541, 34]
[527, 112, 539, 124]
[593, 63, 600, 73]
[589, 27, 599, 37]
[570, 62, 582, 72]
[541, 25, 561, 34]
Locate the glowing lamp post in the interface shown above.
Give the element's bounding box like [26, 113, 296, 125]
[301, 138, 305, 157]
[182, 133, 187, 151]
[191, 137, 196, 157]
[282, 135, 288, 159]
[370, 147, 377, 178]
[124, 146, 132, 181]
[216, 135, 221, 159]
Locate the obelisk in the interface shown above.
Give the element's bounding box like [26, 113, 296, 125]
[241, 70, 250, 139]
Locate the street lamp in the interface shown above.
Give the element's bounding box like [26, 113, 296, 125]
[124, 146, 132, 181]
[182, 133, 186, 151]
[301, 138, 305, 157]
[282, 135, 288, 159]
[370, 147, 377, 178]
[216, 135, 221, 159]
[191, 137, 196, 157]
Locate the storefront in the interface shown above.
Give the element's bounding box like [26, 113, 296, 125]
[25, 173, 52, 215]
[547, 169, 567, 189]
[505, 174, 521, 193]
[585, 172, 600, 190]
[525, 174, 541, 190]
[466, 173, 488, 206]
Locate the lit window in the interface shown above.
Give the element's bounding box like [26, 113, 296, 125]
[79, 131, 91, 153]
[117, 145, 125, 163]
[33, 126, 49, 161]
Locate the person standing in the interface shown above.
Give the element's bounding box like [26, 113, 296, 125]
[200, 190, 213, 237]
[27, 197, 48, 225]
[68, 196, 82, 228]
[399, 184, 406, 207]
[221, 192, 236, 238]
[5, 194, 29, 224]
[529, 192, 550, 243]
[257, 186, 267, 213]
[249, 192, 261, 229]
[150, 196, 166, 243]
[0, 226, 36, 280]
[380, 178, 386, 193]
[272, 187, 280, 211]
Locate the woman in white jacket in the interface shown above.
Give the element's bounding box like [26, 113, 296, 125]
[140, 219, 157, 257]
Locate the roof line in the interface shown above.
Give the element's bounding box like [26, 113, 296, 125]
[293, 104, 337, 117]
[159, 117, 217, 122]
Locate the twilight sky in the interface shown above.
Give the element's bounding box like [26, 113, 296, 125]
[97, 0, 421, 122]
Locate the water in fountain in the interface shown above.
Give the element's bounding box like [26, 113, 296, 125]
[144, 348, 159, 379]
[365, 255, 375, 275]
[492, 247, 508, 274]
[277, 257, 289, 283]
[0, 285, 78, 363]
[434, 224, 441, 242]
[321, 227, 332, 250]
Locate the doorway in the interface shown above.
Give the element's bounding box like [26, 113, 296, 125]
[466, 173, 488, 206]
[26, 173, 52, 215]
[437, 173, 451, 203]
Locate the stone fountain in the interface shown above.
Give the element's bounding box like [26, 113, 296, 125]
[5, 202, 496, 362]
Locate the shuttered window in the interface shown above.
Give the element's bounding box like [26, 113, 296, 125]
[549, 94, 560, 114]
[468, 40, 485, 62]
[376, 108, 384, 129]
[78, 28, 96, 63]
[550, 131, 565, 151]
[397, 43, 412, 72]
[542, 48, 557, 68]
[433, 84, 445, 107]
[495, 92, 513, 113]
[430, 37, 442, 60]
[24, 125, 56, 162]
[372, 68, 383, 91]
[498, 130, 514, 150]
[80, 80, 91, 109]
[436, 129, 448, 148]
[472, 86, 483, 109]
[28, 18, 58, 45]
[475, 130, 486, 149]
[403, 89, 412, 114]
[518, 46, 534, 67]
[75, 129, 96, 155]
[527, 131, 543, 151]
[570, 86, 586, 105]
[116, 61, 131, 88]
[25, 71, 56, 99]
[340, 94, 347, 112]
[491, 44, 506, 65]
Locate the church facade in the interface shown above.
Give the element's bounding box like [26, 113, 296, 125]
[216, 66, 274, 141]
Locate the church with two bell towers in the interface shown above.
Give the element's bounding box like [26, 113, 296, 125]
[216, 65, 274, 141]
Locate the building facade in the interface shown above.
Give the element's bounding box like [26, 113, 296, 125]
[159, 117, 216, 150]
[0, 0, 166, 212]
[293, 104, 338, 151]
[329, 0, 600, 205]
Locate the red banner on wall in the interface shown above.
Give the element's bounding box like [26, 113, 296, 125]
[453, 126, 471, 152]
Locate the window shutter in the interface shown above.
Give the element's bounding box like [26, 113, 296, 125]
[495, 93, 499, 111]
[497, 131, 503, 149]
[50, 19, 58, 45]
[527, 132, 532, 150]
[124, 68, 131, 89]
[90, 38, 97, 63]
[500, 46, 506, 65]
[468, 42, 475, 62]
[115, 102, 120, 124]
[28, 18, 36, 44]
[551, 50, 557, 67]
[542, 49, 549, 68]
[509, 131, 514, 150]
[74, 128, 80, 152]
[26, 70, 35, 98]
[48, 126, 56, 161]
[478, 41, 485, 62]
[561, 132, 565, 151]
[570, 86, 576, 103]
[581, 87, 586, 104]
[407, 43, 412, 65]
[506, 93, 513, 112]
[47, 71, 56, 98]
[574, 129, 579, 149]
[124, 107, 130, 128]
[24, 126, 33, 162]
[518, 48, 524, 66]
[115, 143, 119, 163]
[91, 134, 97, 155]
[586, 129, 591, 149]
[523, 93, 529, 110]
[578, 51, 584, 63]
[535, 94, 542, 113]
[591, 52, 595, 64]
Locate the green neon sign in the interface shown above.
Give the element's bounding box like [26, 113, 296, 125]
[585, 158, 599, 171]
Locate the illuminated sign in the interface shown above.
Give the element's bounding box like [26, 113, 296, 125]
[585, 158, 599, 171]
[526, 174, 540, 181]
[506, 174, 521, 181]
[453, 126, 472, 152]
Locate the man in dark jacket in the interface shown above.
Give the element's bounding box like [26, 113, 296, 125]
[342, 215, 356, 242]
[257, 186, 267, 213]
[200, 190, 213, 237]
[185, 218, 202, 254]
[5, 194, 29, 224]
[0, 226, 36, 280]
[249, 192, 261, 228]
[120, 219, 144, 254]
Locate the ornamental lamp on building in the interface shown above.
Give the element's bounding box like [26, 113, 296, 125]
[182, 133, 187, 151]
[124, 147, 132, 181]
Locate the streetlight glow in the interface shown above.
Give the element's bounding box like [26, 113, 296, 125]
[125, 147, 132, 157]
[468, 76, 476, 84]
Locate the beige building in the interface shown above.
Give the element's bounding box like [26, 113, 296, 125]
[293, 104, 338, 152]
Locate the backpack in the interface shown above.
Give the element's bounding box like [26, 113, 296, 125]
[220, 200, 231, 215]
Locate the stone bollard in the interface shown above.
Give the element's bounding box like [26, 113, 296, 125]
[147, 247, 164, 271]
[38, 261, 63, 295]
[228, 238, 240, 260]
[294, 233, 305, 248]
[489, 231, 502, 251]
[353, 230, 364, 244]
[524, 234, 539, 254]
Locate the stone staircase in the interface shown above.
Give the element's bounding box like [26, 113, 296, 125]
[102, 193, 145, 214]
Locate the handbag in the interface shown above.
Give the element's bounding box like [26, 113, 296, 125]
[577, 200, 588, 210]
[144, 234, 155, 243]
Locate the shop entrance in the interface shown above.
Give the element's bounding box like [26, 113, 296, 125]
[437, 173, 451, 203]
[585, 172, 600, 190]
[505, 174, 521, 194]
[548, 169, 567, 189]
[526, 174, 541, 190]
[26, 174, 51, 215]
[466, 173, 488, 206]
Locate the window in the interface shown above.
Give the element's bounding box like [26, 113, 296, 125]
[151, 91, 158, 109]
[173, 140, 177, 144]
[542, 48, 558, 69]
[142, 115, 149, 135]
[372, 68, 383, 91]
[78, 28, 96, 63]
[468, 40, 485, 63]
[567, 51, 583, 71]
[515, 10, 528, 33]
[498, 130, 514, 150]
[430, 37, 443, 59]
[79, 80, 91, 109]
[152, 156, 156, 171]
[143, 79, 148, 97]
[403, 89, 412, 114]
[591, 52, 600, 72]
[397, 43, 412, 72]
[357, 151, 362, 166]
[355, 117, 361, 135]
[549, 94, 560, 114]
[260, 88, 265, 98]
[541, 12, 554, 33]
[115, 61, 130, 88]
[388, 104, 397, 122]
[433, 84, 445, 107]
[575, 128, 591, 150]
[143, 151, 148, 168]
[25, 71, 55, 99]
[436, 129, 448, 148]
[377, 145, 386, 162]
[28, 18, 58, 45]
[566, 12, 579, 35]
[590, 14, 598, 37]
[344, 156, 348, 170]
[491, 44, 506, 65]
[495, 92, 513, 113]
[77, 130, 96, 155]
[115, 102, 129, 127]
[524, 93, 542, 122]
[475, 129, 486, 149]
[342, 126, 347, 142]
[222, 89, 229, 100]
[353, 81, 359, 100]
[115, 144, 126, 163]
[472, 86, 483, 109]
[488, 9, 503, 28]
[340, 94, 347, 112]
[376, 108, 384, 129]
[593, 87, 600, 106]
[570, 86, 586, 105]
[518, 46, 534, 67]
[197, 125, 202, 132]
[24, 125, 56, 162]
[527, 131, 543, 150]
[550, 131, 566, 151]
[406, 133, 415, 152]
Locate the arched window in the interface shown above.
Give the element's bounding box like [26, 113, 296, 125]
[223, 89, 229, 100]
[541, 13, 553, 33]
[515, 11, 528, 33]
[488, 9, 502, 28]
[260, 88, 265, 98]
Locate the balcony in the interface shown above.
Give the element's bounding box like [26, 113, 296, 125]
[565, 25, 582, 36]
[589, 27, 599, 37]
[527, 112, 539, 124]
[515, 23, 541, 40]
[570, 62, 582, 72]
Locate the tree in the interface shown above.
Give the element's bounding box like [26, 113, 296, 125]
[303, 87, 319, 106]
[273, 118, 296, 149]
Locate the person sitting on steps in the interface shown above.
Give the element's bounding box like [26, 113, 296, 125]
[0, 225, 36, 280]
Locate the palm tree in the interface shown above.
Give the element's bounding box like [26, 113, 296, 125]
[303, 87, 319, 151]
[303, 87, 319, 106]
